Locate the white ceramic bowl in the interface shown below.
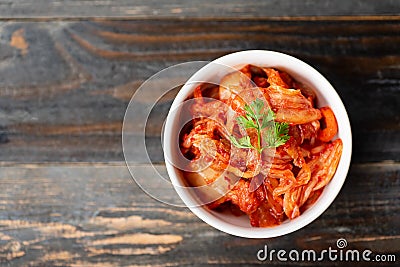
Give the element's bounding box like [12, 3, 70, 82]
[163, 50, 352, 238]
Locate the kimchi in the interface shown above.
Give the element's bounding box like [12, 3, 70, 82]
[180, 64, 343, 227]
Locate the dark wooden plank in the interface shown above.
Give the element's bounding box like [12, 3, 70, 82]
[0, 20, 399, 163]
[0, 0, 399, 19]
[0, 162, 398, 266]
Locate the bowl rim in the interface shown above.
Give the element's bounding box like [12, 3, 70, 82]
[163, 50, 352, 238]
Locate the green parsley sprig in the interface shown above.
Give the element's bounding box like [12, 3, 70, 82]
[229, 99, 290, 153]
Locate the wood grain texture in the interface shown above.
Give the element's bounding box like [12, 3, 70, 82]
[0, 0, 399, 19]
[0, 3, 398, 266]
[0, 162, 398, 266]
[0, 19, 399, 163]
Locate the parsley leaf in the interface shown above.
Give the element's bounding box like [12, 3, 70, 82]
[264, 121, 290, 148]
[229, 99, 290, 153]
[237, 115, 257, 129]
[229, 135, 252, 149]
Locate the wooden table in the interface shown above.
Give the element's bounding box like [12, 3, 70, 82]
[0, 1, 399, 266]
